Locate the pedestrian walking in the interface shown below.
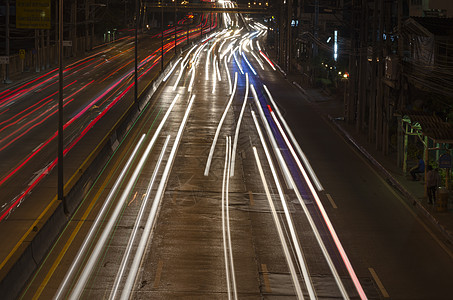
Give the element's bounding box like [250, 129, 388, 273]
[426, 165, 441, 204]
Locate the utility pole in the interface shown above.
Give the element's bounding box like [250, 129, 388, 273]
[58, 0, 68, 215]
[135, 0, 139, 108]
[4, 0, 11, 83]
[175, 0, 177, 54]
[161, 6, 164, 71]
[314, 0, 319, 58]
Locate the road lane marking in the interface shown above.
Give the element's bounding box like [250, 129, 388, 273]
[368, 268, 389, 298]
[249, 191, 254, 206]
[153, 260, 164, 289]
[261, 264, 272, 293]
[326, 193, 338, 209]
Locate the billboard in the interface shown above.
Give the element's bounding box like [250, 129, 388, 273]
[16, 0, 51, 29]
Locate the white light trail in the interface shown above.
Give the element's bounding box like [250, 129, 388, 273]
[224, 56, 232, 95]
[222, 136, 232, 300]
[67, 95, 181, 300]
[226, 136, 237, 300]
[188, 65, 196, 92]
[250, 51, 265, 70]
[252, 91, 353, 300]
[241, 52, 257, 76]
[252, 146, 304, 300]
[256, 40, 261, 51]
[230, 73, 249, 177]
[109, 135, 171, 300]
[121, 94, 195, 300]
[163, 57, 182, 82]
[204, 72, 238, 176]
[206, 48, 211, 81]
[212, 55, 218, 94]
[216, 58, 222, 81]
[233, 52, 244, 75]
[259, 51, 276, 71]
[251, 110, 316, 299]
[266, 103, 366, 300]
[263, 85, 324, 191]
[250, 85, 291, 187]
[54, 134, 146, 300]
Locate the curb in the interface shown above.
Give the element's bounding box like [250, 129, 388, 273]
[328, 115, 453, 246]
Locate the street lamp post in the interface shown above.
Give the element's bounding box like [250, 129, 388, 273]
[4, 0, 11, 84]
[135, 0, 139, 109]
[174, 0, 177, 54]
[161, 5, 164, 71]
[58, 0, 68, 214]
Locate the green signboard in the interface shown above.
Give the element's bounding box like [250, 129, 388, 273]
[16, 0, 51, 29]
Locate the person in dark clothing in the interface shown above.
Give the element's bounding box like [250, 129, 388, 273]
[426, 166, 441, 204]
[410, 157, 425, 181]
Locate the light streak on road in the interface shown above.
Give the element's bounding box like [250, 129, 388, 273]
[250, 85, 291, 187]
[206, 47, 211, 81]
[252, 145, 304, 300]
[56, 94, 180, 299]
[265, 104, 367, 300]
[224, 57, 232, 94]
[109, 135, 171, 300]
[121, 94, 195, 300]
[225, 136, 237, 299]
[216, 58, 222, 81]
[163, 57, 182, 82]
[256, 40, 261, 51]
[68, 96, 181, 300]
[54, 134, 147, 300]
[263, 85, 324, 191]
[212, 55, 218, 94]
[222, 136, 238, 300]
[233, 52, 244, 75]
[251, 109, 316, 299]
[252, 87, 353, 300]
[188, 65, 196, 92]
[230, 73, 249, 177]
[259, 51, 276, 71]
[241, 52, 257, 76]
[250, 51, 265, 70]
[204, 73, 238, 176]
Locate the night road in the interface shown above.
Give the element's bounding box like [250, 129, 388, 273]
[1, 3, 453, 300]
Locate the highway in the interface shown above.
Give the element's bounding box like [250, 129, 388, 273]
[3, 4, 453, 300]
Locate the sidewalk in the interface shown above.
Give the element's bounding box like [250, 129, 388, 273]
[293, 83, 453, 245]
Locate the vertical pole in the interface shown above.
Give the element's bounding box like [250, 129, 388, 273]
[4, 0, 11, 83]
[287, 0, 292, 72]
[424, 136, 429, 198]
[85, 0, 89, 52]
[161, 6, 164, 71]
[35, 29, 40, 72]
[313, 0, 319, 57]
[135, 0, 139, 108]
[403, 124, 408, 173]
[91, 6, 94, 50]
[58, 0, 67, 214]
[174, 0, 177, 54]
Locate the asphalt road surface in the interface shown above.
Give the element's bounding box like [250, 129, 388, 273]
[15, 9, 453, 300]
